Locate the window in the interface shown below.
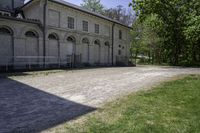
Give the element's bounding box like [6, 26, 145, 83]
[119, 30, 122, 39]
[83, 21, 88, 32]
[67, 36, 76, 42]
[95, 24, 99, 34]
[48, 33, 58, 40]
[48, 9, 60, 27]
[94, 40, 100, 45]
[68, 17, 74, 29]
[118, 50, 121, 55]
[105, 41, 109, 46]
[25, 31, 38, 38]
[82, 38, 89, 44]
[0, 27, 12, 35]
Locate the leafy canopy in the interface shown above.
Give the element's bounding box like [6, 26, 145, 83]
[81, 0, 104, 14]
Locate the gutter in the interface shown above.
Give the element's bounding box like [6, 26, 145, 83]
[0, 15, 40, 24]
[43, 0, 48, 68]
[111, 23, 115, 66]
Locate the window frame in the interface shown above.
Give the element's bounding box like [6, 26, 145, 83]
[68, 16, 75, 29]
[82, 38, 90, 44]
[95, 24, 99, 34]
[82, 20, 89, 32]
[48, 33, 59, 40]
[25, 31, 38, 38]
[0, 27, 13, 35]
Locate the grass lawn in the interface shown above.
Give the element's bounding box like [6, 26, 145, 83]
[54, 75, 200, 133]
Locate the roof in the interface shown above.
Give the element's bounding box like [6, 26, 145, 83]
[0, 14, 41, 25]
[22, 0, 132, 29]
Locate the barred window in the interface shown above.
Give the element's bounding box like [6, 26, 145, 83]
[68, 17, 74, 29]
[83, 21, 88, 32]
[95, 24, 99, 34]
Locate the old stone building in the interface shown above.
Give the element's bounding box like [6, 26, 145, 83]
[0, 0, 131, 71]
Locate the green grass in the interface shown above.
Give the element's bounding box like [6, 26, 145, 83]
[56, 75, 200, 133]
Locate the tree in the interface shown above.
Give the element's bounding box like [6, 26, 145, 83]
[131, 0, 200, 66]
[130, 15, 162, 65]
[103, 5, 135, 26]
[81, 0, 104, 14]
[81, 0, 135, 26]
[183, 0, 200, 64]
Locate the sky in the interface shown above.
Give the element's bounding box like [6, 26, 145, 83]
[65, 0, 132, 9]
[25, 0, 132, 9]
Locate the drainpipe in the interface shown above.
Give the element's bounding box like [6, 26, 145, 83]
[43, 0, 47, 68]
[11, 0, 15, 16]
[12, 0, 14, 10]
[111, 23, 115, 66]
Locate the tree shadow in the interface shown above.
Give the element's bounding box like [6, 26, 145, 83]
[0, 78, 96, 133]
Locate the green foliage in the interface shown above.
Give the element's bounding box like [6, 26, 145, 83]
[103, 6, 135, 26]
[81, 0, 135, 26]
[81, 0, 104, 14]
[130, 15, 163, 64]
[131, 0, 200, 66]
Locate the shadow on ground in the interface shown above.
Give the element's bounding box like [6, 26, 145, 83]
[0, 77, 96, 133]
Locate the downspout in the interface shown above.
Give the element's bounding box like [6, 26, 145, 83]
[43, 0, 47, 68]
[111, 23, 115, 66]
[11, 0, 14, 16]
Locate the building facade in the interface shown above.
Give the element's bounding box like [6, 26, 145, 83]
[0, 0, 131, 71]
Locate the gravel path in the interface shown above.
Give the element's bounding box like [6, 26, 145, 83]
[0, 66, 200, 133]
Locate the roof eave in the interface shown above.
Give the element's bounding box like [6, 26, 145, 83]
[21, 0, 132, 29]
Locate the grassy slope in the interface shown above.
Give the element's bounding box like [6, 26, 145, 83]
[56, 75, 200, 133]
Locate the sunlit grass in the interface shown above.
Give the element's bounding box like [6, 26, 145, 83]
[56, 75, 200, 133]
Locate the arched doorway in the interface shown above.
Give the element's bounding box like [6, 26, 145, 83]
[48, 33, 59, 64]
[66, 36, 76, 56]
[104, 41, 110, 64]
[0, 26, 13, 66]
[82, 37, 90, 64]
[94, 39, 100, 65]
[25, 30, 39, 64]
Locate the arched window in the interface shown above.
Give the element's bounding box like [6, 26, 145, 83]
[48, 33, 59, 40]
[94, 39, 100, 45]
[0, 27, 12, 35]
[105, 41, 110, 46]
[82, 38, 89, 44]
[25, 31, 38, 38]
[67, 36, 76, 42]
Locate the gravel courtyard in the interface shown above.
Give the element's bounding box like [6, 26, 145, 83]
[0, 66, 200, 133]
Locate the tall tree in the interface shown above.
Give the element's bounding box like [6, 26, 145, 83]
[130, 15, 162, 64]
[183, 0, 200, 64]
[104, 6, 135, 26]
[131, 0, 191, 65]
[81, 0, 104, 14]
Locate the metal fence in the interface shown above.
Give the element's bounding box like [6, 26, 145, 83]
[116, 56, 128, 66]
[0, 55, 82, 71]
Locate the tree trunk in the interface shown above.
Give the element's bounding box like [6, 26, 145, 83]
[135, 50, 138, 65]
